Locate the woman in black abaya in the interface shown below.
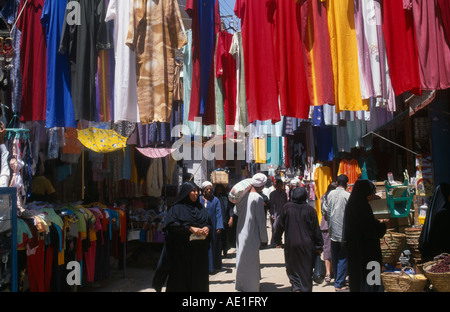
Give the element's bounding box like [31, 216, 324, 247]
[273, 187, 323, 292]
[344, 179, 387, 292]
[163, 181, 212, 292]
[419, 183, 450, 262]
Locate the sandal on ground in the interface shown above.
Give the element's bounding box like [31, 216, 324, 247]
[335, 287, 348, 292]
[325, 274, 331, 282]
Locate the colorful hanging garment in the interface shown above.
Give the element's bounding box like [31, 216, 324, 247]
[271, 0, 310, 120]
[77, 127, 127, 153]
[96, 48, 114, 122]
[229, 31, 248, 132]
[186, 0, 221, 125]
[234, 0, 280, 124]
[314, 164, 332, 226]
[409, 0, 450, 91]
[438, 0, 450, 45]
[126, 0, 187, 125]
[216, 30, 237, 128]
[354, 0, 396, 112]
[325, 0, 369, 113]
[59, 0, 112, 122]
[381, 0, 421, 96]
[302, 0, 335, 107]
[105, 0, 140, 123]
[17, 0, 47, 123]
[41, 0, 76, 128]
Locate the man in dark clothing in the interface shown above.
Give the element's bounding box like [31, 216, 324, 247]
[269, 179, 287, 246]
[273, 187, 323, 292]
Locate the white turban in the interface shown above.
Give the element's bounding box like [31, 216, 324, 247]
[252, 173, 267, 188]
[202, 181, 213, 189]
[291, 179, 300, 186]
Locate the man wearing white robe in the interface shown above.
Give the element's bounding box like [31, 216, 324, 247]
[234, 173, 269, 292]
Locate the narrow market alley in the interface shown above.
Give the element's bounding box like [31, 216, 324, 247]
[80, 219, 336, 293]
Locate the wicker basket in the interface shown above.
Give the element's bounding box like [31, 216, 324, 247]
[422, 257, 450, 292]
[382, 267, 428, 292]
[405, 226, 422, 258]
[381, 230, 406, 265]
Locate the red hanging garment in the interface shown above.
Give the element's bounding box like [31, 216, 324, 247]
[272, 0, 311, 119]
[234, 0, 280, 124]
[381, 0, 421, 96]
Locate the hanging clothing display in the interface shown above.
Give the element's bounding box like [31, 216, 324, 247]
[95, 46, 114, 123]
[126, 0, 186, 125]
[325, 0, 369, 113]
[105, 0, 139, 123]
[409, 0, 450, 91]
[381, 0, 421, 96]
[314, 164, 332, 225]
[41, 0, 76, 129]
[229, 31, 248, 132]
[354, 0, 396, 112]
[302, 0, 335, 108]
[17, 0, 47, 123]
[59, 0, 111, 122]
[272, 0, 310, 120]
[438, 0, 450, 44]
[186, 0, 220, 125]
[337, 158, 362, 190]
[234, 0, 280, 124]
[216, 30, 237, 128]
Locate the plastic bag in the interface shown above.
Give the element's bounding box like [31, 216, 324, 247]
[312, 253, 326, 284]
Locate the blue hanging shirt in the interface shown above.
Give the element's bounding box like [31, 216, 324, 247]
[41, 0, 76, 128]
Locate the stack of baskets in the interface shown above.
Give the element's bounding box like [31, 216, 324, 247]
[405, 226, 422, 260]
[421, 254, 450, 292]
[381, 267, 428, 292]
[381, 230, 406, 265]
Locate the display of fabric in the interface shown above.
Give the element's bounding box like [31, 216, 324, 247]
[354, 0, 396, 112]
[234, 0, 280, 124]
[186, 0, 220, 125]
[325, 0, 370, 113]
[314, 164, 332, 225]
[381, 0, 421, 96]
[216, 30, 237, 128]
[272, 0, 310, 120]
[41, 0, 76, 129]
[126, 0, 187, 125]
[17, 0, 47, 123]
[302, 0, 335, 108]
[337, 158, 362, 190]
[408, 0, 450, 91]
[59, 0, 112, 122]
[105, 0, 140, 123]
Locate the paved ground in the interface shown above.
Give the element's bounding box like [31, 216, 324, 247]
[80, 219, 339, 293]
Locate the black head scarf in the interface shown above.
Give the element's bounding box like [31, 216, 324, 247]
[164, 181, 211, 230]
[292, 187, 308, 205]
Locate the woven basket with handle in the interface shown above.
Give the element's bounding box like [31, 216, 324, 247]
[380, 230, 406, 265]
[381, 266, 428, 292]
